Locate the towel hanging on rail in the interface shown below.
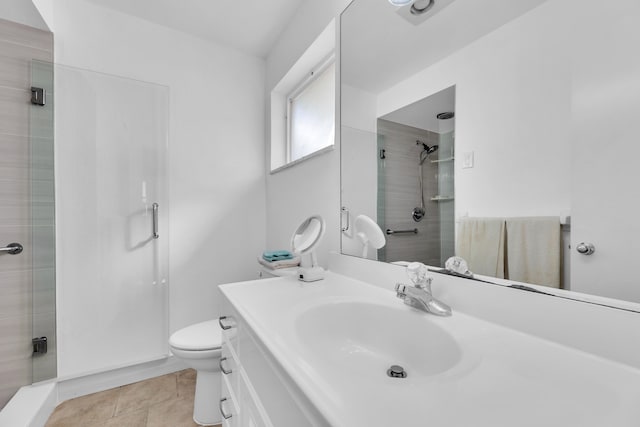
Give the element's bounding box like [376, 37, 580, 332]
[456, 218, 505, 278]
[505, 217, 561, 288]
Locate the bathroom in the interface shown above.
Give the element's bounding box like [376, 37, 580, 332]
[1, 0, 640, 426]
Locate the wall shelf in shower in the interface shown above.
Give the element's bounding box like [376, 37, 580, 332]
[431, 195, 454, 201]
[431, 156, 454, 163]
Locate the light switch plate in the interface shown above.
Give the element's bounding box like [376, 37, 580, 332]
[462, 151, 474, 169]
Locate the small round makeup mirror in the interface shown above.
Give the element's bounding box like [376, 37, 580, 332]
[291, 215, 326, 281]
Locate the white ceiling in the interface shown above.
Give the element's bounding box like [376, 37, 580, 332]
[82, 0, 307, 58]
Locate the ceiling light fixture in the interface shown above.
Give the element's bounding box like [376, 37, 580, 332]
[410, 0, 435, 15]
[388, 0, 413, 6]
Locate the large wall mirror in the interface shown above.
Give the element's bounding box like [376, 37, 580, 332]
[340, 0, 640, 310]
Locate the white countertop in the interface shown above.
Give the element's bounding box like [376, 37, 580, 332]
[220, 271, 640, 427]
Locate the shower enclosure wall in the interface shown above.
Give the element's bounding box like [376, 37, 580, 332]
[0, 19, 55, 409]
[377, 119, 455, 266]
[1, 17, 170, 409]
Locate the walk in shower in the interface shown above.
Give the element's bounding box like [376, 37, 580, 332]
[55, 64, 169, 378]
[340, 86, 455, 267]
[0, 20, 56, 408]
[0, 17, 169, 409]
[376, 113, 455, 266]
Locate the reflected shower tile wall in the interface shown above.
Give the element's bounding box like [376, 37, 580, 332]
[378, 120, 441, 265]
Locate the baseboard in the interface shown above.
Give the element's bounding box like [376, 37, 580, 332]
[56, 355, 187, 402]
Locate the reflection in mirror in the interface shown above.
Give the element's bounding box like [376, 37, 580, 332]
[354, 214, 386, 258]
[340, 0, 640, 308]
[376, 86, 455, 267]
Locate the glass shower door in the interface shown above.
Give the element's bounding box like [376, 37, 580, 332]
[31, 60, 56, 383]
[0, 24, 55, 406]
[55, 65, 169, 377]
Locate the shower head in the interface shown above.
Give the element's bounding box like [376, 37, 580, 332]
[416, 140, 439, 154]
[417, 141, 438, 165]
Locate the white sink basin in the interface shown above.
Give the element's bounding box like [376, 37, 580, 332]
[295, 299, 462, 379]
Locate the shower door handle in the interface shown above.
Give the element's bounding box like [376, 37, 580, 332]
[0, 243, 23, 255]
[152, 203, 159, 239]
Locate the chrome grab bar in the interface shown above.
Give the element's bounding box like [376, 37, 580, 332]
[0, 243, 23, 255]
[386, 228, 418, 235]
[219, 398, 233, 419]
[152, 203, 159, 239]
[341, 206, 350, 232]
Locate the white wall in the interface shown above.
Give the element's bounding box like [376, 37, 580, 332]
[264, 0, 351, 266]
[40, 0, 266, 377]
[376, 1, 572, 221]
[0, 0, 48, 30]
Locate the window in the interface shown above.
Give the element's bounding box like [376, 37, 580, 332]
[269, 19, 336, 172]
[287, 60, 335, 163]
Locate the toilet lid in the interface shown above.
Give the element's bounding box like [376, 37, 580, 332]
[169, 319, 222, 351]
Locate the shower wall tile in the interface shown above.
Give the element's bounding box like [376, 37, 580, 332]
[0, 355, 31, 408]
[0, 133, 29, 181]
[0, 225, 32, 273]
[0, 18, 53, 52]
[0, 270, 32, 319]
[0, 17, 54, 404]
[0, 197, 30, 228]
[0, 312, 32, 358]
[0, 312, 33, 407]
[0, 43, 52, 89]
[0, 86, 31, 136]
[0, 91, 53, 140]
[378, 120, 442, 265]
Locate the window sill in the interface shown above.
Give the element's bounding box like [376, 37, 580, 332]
[270, 144, 335, 175]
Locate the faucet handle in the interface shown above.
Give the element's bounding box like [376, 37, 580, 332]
[406, 262, 432, 289]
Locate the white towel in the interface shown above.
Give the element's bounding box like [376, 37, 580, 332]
[257, 256, 300, 270]
[456, 218, 506, 278]
[505, 217, 561, 288]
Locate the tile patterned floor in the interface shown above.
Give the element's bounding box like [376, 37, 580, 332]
[45, 369, 222, 427]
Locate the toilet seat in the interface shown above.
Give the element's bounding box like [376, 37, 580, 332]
[169, 319, 222, 351]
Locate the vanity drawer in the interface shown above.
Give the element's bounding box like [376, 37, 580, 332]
[220, 373, 239, 427]
[221, 337, 239, 396]
[220, 297, 240, 354]
[237, 369, 273, 427]
[219, 315, 238, 352]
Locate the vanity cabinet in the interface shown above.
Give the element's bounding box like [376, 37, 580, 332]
[219, 294, 326, 427]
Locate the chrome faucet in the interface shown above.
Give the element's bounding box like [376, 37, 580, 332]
[395, 262, 452, 316]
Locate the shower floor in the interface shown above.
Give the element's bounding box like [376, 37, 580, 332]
[45, 369, 220, 427]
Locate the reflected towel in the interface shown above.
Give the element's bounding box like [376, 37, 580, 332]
[456, 218, 506, 278]
[262, 250, 293, 262]
[257, 256, 300, 270]
[505, 217, 561, 288]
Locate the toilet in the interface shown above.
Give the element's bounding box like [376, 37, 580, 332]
[169, 319, 222, 426]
